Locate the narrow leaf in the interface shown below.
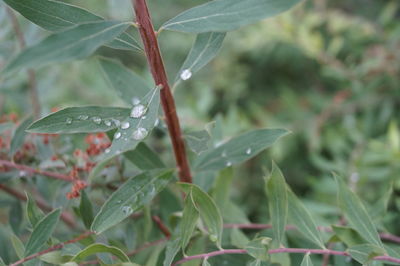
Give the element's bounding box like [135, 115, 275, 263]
[99, 57, 150, 105]
[185, 130, 212, 154]
[163, 234, 181, 266]
[91, 170, 174, 234]
[331, 225, 365, 247]
[347, 244, 385, 264]
[300, 253, 313, 266]
[79, 190, 94, 229]
[25, 192, 44, 227]
[3, 0, 140, 50]
[194, 128, 289, 171]
[24, 208, 61, 256]
[10, 234, 25, 259]
[10, 117, 33, 157]
[179, 183, 223, 247]
[265, 162, 288, 246]
[124, 143, 166, 170]
[71, 243, 129, 263]
[27, 107, 130, 134]
[180, 189, 200, 251]
[230, 228, 250, 248]
[9, 201, 23, 235]
[161, 0, 301, 33]
[212, 167, 233, 212]
[287, 188, 325, 249]
[335, 174, 384, 248]
[3, 21, 129, 74]
[175, 32, 225, 83]
[245, 237, 271, 261]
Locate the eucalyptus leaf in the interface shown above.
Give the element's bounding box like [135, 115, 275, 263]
[161, 0, 302, 33]
[71, 243, 129, 263]
[163, 234, 181, 266]
[10, 234, 25, 259]
[79, 190, 94, 230]
[24, 208, 61, 256]
[175, 32, 225, 83]
[99, 57, 151, 105]
[9, 116, 32, 157]
[9, 201, 23, 235]
[245, 237, 271, 261]
[25, 192, 45, 227]
[265, 162, 288, 246]
[91, 170, 174, 234]
[347, 244, 386, 264]
[3, 0, 141, 50]
[124, 143, 166, 170]
[27, 106, 130, 134]
[300, 253, 313, 266]
[185, 130, 212, 154]
[335, 174, 384, 248]
[3, 21, 129, 74]
[194, 128, 289, 171]
[180, 189, 200, 252]
[331, 225, 365, 247]
[230, 228, 250, 248]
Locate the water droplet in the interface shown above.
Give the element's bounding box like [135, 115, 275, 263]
[114, 132, 121, 139]
[77, 115, 88, 120]
[132, 127, 148, 140]
[121, 206, 133, 215]
[19, 170, 27, 177]
[117, 200, 122, 204]
[141, 116, 147, 120]
[112, 119, 120, 127]
[131, 97, 140, 105]
[180, 69, 192, 80]
[104, 148, 110, 154]
[121, 121, 130, 129]
[154, 119, 160, 127]
[92, 116, 101, 124]
[65, 117, 72, 125]
[226, 161, 232, 167]
[104, 120, 112, 127]
[130, 104, 147, 118]
[221, 151, 227, 157]
[148, 185, 156, 195]
[246, 148, 252, 155]
[209, 234, 218, 242]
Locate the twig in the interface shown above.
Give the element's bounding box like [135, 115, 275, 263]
[0, 159, 73, 182]
[9, 231, 93, 266]
[152, 215, 171, 238]
[0, 184, 77, 228]
[6, 7, 41, 119]
[132, 0, 192, 183]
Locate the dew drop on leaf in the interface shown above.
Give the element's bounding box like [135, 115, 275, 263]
[180, 69, 192, 80]
[112, 118, 120, 127]
[104, 120, 112, 127]
[130, 104, 147, 118]
[121, 206, 133, 215]
[65, 117, 72, 124]
[246, 148, 252, 154]
[226, 161, 232, 167]
[77, 115, 89, 120]
[221, 151, 227, 157]
[132, 127, 148, 140]
[131, 97, 140, 105]
[92, 117, 101, 124]
[104, 148, 110, 154]
[114, 132, 122, 139]
[121, 121, 130, 129]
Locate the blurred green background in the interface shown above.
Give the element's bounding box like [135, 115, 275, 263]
[1, 0, 400, 248]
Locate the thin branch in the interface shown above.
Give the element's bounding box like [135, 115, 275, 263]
[132, 0, 192, 183]
[10, 231, 93, 266]
[0, 184, 77, 228]
[0, 159, 74, 182]
[172, 248, 400, 265]
[152, 215, 171, 238]
[6, 7, 41, 119]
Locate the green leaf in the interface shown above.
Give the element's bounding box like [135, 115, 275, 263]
[10, 234, 25, 259]
[180, 189, 200, 252]
[287, 188, 325, 249]
[24, 208, 61, 256]
[334, 174, 384, 248]
[194, 128, 289, 171]
[185, 130, 212, 154]
[3, 0, 141, 51]
[175, 32, 225, 83]
[124, 143, 166, 170]
[10, 116, 33, 157]
[245, 237, 271, 261]
[369, 185, 392, 221]
[300, 253, 313, 266]
[347, 244, 385, 264]
[212, 167, 233, 212]
[331, 225, 365, 247]
[265, 162, 288, 246]
[79, 190, 94, 230]
[179, 183, 223, 247]
[3, 21, 129, 74]
[71, 243, 129, 263]
[163, 234, 181, 266]
[25, 192, 45, 227]
[27, 106, 130, 134]
[230, 228, 250, 248]
[161, 0, 301, 33]
[9, 201, 23, 235]
[99, 86, 161, 161]
[91, 170, 174, 234]
[99, 57, 151, 105]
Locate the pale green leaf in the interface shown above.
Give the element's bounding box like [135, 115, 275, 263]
[245, 237, 271, 261]
[71, 243, 129, 263]
[124, 142, 166, 170]
[10, 234, 25, 259]
[335, 174, 384, 248]
[300, 253, 313, 266]
[99, 57, 151, 105]
[9, 117, 33, 157]
[194, 128, 289, 171]
[79, 190, 94, 230]
[230, 228, 250, 248]
[212, 167, 233, 212]
[91, 170, 174, 234]
[287, 188, 325, 249]
[25, 192, 45, 227]
[175, 32, 225, 83]
[331, 225, 365, 247]
[265, 162, 288, 245]
[161, 0, 302, 33]
[9, 200, 23, 234]
[3, 21, 129, 74]
[180, 189, 200, 251]
[185, 130, 212, 154]
[347, 244, 385, 264]
[24, 208, 61, 256]
[163, 234, 181, 266]
[3, 0, 141, 51]
[27, 106, 130, 134]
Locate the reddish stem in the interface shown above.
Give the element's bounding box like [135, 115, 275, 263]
[152, 215, 171, 238]
[132, 0, 192, 183]
[9, 231, 93, 266]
